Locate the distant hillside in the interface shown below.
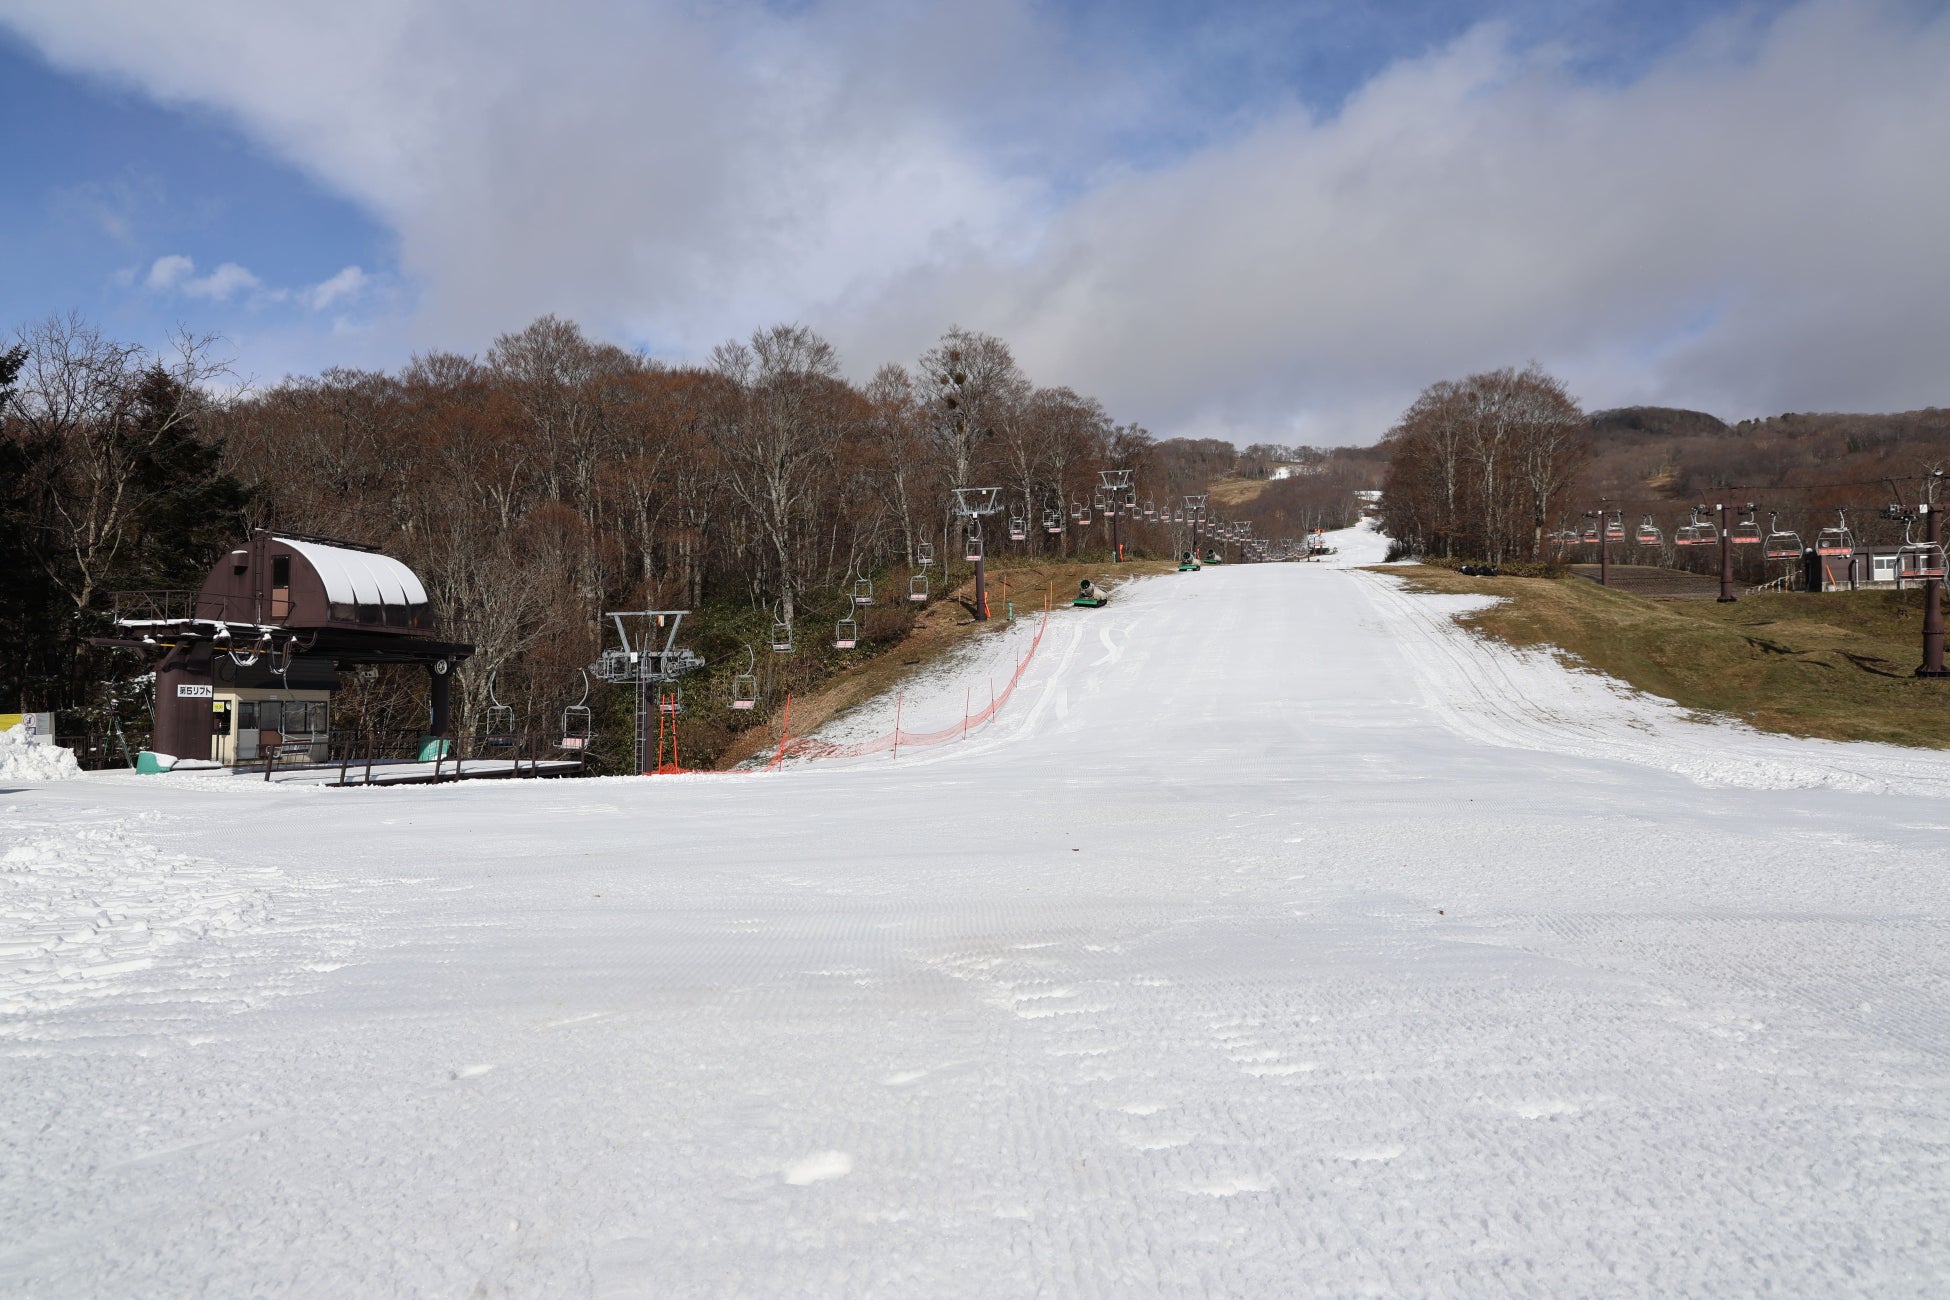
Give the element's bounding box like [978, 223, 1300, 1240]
[1578, 405, 1950, 562]
[1587, 406, 1729, 441]
[1146, 437, 1385, 537]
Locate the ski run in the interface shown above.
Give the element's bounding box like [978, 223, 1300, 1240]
[4, 523, 1947, 1297]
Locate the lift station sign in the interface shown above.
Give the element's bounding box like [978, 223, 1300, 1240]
[177, 684, 214, 698]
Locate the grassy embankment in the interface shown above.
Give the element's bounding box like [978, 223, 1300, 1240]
[712, 556, 1176, 768]
[1388, 565, 1950, 749]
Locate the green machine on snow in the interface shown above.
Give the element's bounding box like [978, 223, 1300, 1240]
[1072, 579, 1110, 608]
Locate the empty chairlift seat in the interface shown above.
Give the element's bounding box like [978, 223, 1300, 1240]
[1816, 524, 1853, 556]
[1899, 539, 1947, 581]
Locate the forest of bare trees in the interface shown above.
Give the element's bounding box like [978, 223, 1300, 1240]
[1379, 365, 1950, 579]
[1378, 365, 1587, 564]
[3, 312, 1367, 767]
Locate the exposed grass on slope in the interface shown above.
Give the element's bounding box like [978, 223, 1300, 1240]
[1386, 565, 1950, 749]
[714, 557, 1176, 768]
[1205, 477, 1270, 507]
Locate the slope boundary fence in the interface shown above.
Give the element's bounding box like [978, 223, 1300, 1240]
[770, 608, 1053, 767]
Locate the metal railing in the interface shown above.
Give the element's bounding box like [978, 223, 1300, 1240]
[324, 728, 591, 786]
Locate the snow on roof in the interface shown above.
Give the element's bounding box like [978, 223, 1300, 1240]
[276, 536, 429, 609]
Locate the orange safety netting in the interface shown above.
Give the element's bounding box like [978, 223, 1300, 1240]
[769, 610, 1051, 767]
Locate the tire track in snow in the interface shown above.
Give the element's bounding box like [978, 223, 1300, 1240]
[0, 806, 284, 1025]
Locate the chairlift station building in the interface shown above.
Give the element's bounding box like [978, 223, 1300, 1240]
[103, 533, 473, 767]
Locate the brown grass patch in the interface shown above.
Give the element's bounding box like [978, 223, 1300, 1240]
[1380, 564, 1950, 748]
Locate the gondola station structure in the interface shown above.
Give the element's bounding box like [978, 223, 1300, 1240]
[100, 532, 476, 775]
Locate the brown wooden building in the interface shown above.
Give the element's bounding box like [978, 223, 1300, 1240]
[101, 532, 473, 768]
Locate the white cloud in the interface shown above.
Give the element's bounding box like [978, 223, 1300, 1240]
[144, 254, 263, 301]
[7, 1, 1949, 442]
[302, 266, 368, 311]
[183, 261, 262, 301]
[145, 253, 193, 291]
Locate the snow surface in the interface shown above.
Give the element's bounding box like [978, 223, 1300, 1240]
[4, 523, 1948, 1297]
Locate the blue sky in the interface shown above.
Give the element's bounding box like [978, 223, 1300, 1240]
[1, 0, 1940, 440]
[1, 31, 394, 367]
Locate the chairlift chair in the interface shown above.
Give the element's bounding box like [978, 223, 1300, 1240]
[770, 620, 794, 654]
[1008, 515, 1027, 542]
[657, 686, 684, 716]
[909, 572, 929, 603]
[1635, 517, 1662, 547]
[1730, 517, 1762, 545]
[1604, 514, 1625, 542]
[1144, 499, 1157, 521]
[852, 577, 875, 607]
[728, 647, 759, 711]
[1579, 522, 1600, 544]
[483, 704, 517, 748]
[916, 540, 935, 567]
[965, 533, 984, 562]
[834, 616, 859, 650]
[560, 712, 591, 751]
[1043, 508, 1064, 535]
[483, 672, 517, 749]
[1815, 512, 1853, 557]
[1763, 522, 1803, 561]
[1897, 519, 1946, 581]
[1899, 541, 1947, 582]
[558, 670, 593, 752]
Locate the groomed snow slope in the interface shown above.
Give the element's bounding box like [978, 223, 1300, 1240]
[4, 525, 1948, 1297]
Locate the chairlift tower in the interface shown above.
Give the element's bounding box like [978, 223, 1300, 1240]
[954, 487, 1003, 622]
[1184, 494, 1208, 560]
[1922, 492, 1949, 677]
[1890, 472, 1949, 676]
[596, 609, 703, 773]
[1098, 469, 1134, 562]
[1715, 502, 1752, 603]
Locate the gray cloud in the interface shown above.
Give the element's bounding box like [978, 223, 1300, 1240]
[4, 0, 1945, 442]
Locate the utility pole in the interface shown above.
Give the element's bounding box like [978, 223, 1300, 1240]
[1098, 469, 1133, 563]
[1922, 479, 1947, 677]
[955, 487, 1002, 622]
[1718, 502, 1736, 603]
[1586, 504, 1609, 587]
[1599, 500, 1610, 587]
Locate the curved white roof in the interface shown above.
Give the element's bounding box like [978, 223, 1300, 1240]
[276, 537, 429, 608]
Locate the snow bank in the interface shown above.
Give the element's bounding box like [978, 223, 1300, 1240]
[0, 724, 82, 783]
